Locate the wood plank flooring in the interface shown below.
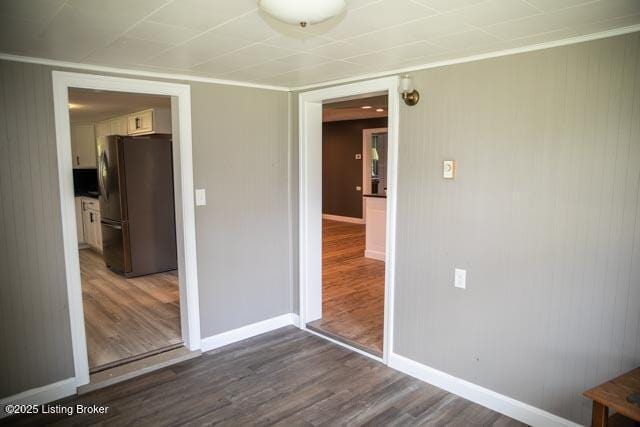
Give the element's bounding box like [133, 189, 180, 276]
[4, 327, 525, 427]
[308, 219, 385, 355]
[80, 249, 182, 371]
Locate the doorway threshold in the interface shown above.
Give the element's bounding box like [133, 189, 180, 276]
[306, 321, 382, 358]
[78, 346, 200, 395]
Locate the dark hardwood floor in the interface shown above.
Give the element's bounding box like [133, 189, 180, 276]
[4, 327, 525, 426]
[308, 219, 385, 356]
[80, 249, 182, 371]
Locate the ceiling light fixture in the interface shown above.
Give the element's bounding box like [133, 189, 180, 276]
[258, 0, 346, 28]
[68, 103, 81, 109]
[361, 105, 372, 109]
[376, 108, 384, 112]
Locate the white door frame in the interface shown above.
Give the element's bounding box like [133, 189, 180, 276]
[52, 71, 201, 387]
[298, 76, 399, 363]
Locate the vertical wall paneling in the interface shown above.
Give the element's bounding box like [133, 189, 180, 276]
[0, 61, 292, 398]
[392, 33, 640, 424]
[0, 60, 74, 397]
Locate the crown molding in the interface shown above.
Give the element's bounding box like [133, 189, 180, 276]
[0, 52, 290, 92]
[291, 24, 640, 91]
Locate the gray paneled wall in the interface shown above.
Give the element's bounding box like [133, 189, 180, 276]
[0, 60, 74, 396]
[0, 61, 291, 397]
[393, 32, 640, 424]
[190, 82, 291, 336]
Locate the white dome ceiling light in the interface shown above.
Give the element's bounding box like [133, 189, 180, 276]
[258, 0, 346, 28]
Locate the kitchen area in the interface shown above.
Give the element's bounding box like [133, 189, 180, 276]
[68, 89, 182, 372]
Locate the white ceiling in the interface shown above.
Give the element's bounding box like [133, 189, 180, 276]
[0, 0, 639, 89]
[68, 88, 171, 123]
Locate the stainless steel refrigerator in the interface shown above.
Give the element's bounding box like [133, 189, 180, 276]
[97, 134, 177, 277]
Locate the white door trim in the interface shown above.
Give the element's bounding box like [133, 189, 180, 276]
[52, 71, 201, 387]
[298, 76, 399, 363]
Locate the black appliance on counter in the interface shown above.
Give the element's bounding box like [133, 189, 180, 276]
[97, 134, 177, 277]
[73, 168, 99, 197]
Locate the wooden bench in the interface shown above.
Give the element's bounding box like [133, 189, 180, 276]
[584, 367, 640, 427]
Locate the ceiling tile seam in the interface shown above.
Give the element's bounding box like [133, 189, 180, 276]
[408, 0, 492, 14]
[142, 7, 261, 64]
[294, 2, 442, 41]
[520, 0, 545, 14]
[79, 0, 176, 62]
[259, 34, 333, 51]
[290, 24, 640, 91]
[184, 36, 285, 69]
[126, 19, 203, 43]
[42, 0, 69, 28]
[463, 16, 538, 42]
[6, 0, 71, 38]
[398, 0, 438, 14]
[184, 35, 358, 70]
[336, 28, 483, 63]
[552, 0, 602, 14]
[479, 3, 639, 41]
[500, 12, 640, 43]
[249, 58, 354, 84]
[183, 34, 371, 75]
[335, 10, 448, 45]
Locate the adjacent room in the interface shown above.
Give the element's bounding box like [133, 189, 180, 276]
[68, 89, 182, 372]
[1, 0, 639, 426]
[307, 95, 389, 357]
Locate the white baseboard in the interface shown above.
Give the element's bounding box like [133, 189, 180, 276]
[0, 377, 77, 418]
[200, 313, 295, 352]
[322, 214, 365, 224]
[364, 249, 385, 261]
[388, 353, 580, 427]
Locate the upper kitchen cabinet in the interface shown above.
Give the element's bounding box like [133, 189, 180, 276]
[96, 116, 129, 138]
[128, 108, 171, 135]
[110, 116, 128, 136]
[70, 124, 97, 168]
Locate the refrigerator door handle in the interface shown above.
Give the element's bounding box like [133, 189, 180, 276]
[100, 219, 122, 230]
[98, 150, 109, 200]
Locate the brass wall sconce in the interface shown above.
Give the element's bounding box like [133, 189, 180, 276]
[399, 75, 419, 106]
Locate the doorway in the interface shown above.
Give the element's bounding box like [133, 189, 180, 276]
[69, 89, 182, 372]
[306, 97, 389, 356]
[52, 71, 201, 388]
[298, 77, 399, 363]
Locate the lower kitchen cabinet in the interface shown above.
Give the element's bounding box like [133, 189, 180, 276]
[79, 197, 102, 252]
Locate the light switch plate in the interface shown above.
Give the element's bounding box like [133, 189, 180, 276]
[195, 189, 206, 206]
[454, 268, 466, 289]
[356, 186, 362, 191]
[443, 160, 456, 179]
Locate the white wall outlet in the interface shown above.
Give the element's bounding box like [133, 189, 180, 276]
[195, 189, 207, 206]
[356, 186, 362, 191]
[454, 268, 466, 289]
[355, 153, 362, 160]
[443, 160, 456, 179]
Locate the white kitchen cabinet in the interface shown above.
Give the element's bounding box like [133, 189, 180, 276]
[127, 108, 171, 135]
[81, 198, 102, 252]
[71, 124, 97, 168]
[110, 116, 128, 135]
[95, 121, 110, 138]
[75, 197, 85, 244]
